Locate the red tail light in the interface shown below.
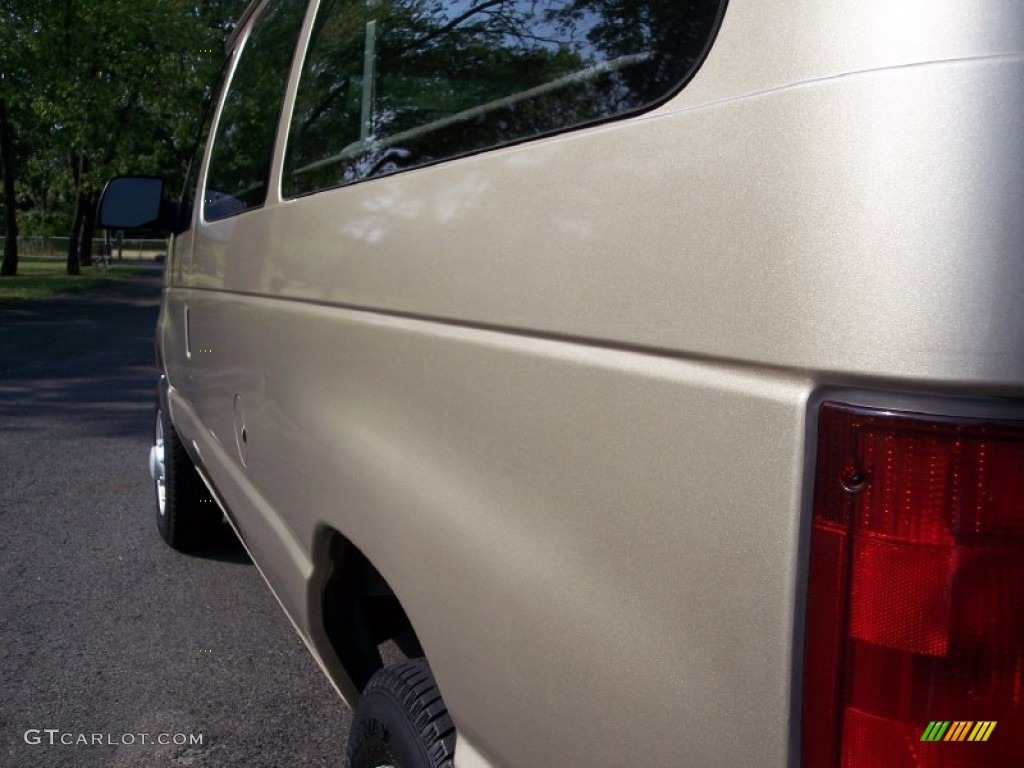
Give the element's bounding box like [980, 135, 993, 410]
[803, 401, 1024, 768]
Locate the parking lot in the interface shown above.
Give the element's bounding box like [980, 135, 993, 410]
[0, 265, 349, 767]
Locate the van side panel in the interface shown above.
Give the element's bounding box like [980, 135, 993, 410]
[175, 2, 1024, 765]
[677, 0, 1024, 108]
[244, 58, 1023, 390]
[218, 298, 812, 767]
[182, 59, 1024, 768]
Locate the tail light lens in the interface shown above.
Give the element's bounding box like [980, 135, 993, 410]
[803, 401, 1024, 768]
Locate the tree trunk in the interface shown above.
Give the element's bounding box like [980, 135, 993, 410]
[78, 192, 96, 267]
[66, 148, 86, 276]
[66, 191, 85, 276]
[0, 99, 18, 277]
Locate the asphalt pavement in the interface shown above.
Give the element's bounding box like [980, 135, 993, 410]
[0, 265, 350, 767]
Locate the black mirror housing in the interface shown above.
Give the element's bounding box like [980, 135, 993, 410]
[97, 176, 180, 232]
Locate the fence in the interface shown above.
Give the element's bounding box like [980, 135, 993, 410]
[0, 236, 168, 261]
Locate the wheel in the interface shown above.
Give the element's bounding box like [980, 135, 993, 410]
[149, 397, 216, 550]
[347, 659, 456, 768]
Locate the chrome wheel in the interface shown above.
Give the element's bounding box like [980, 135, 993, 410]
[151, 410, 166, 517]
[152, 386, 217, 550]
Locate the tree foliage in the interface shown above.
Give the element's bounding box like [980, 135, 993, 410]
[0, 0, 250, 275]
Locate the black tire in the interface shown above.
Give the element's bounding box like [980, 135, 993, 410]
[348, 659, 456, 768]
[152, 399, 216, 550]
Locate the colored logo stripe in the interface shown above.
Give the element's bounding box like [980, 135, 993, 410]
[921, 721, 997, 742]
[944, 721, 973, 741]
[968, 722, 997, 742]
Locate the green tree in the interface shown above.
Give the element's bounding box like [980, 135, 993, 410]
[0, 95, 19, 276]
[0, 0, 45, 276]
[2, 0, 249, 276]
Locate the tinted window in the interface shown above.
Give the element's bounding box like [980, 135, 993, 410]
[204, 0, 307, 221]
[284, 0, 724, 197]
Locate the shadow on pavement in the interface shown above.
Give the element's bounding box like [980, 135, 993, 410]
[0, 264, 164, 439]
[185, 524, 253, 565]
[0, 264, 254, 567]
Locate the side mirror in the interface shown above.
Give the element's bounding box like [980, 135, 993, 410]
[97, 176, 180, 232]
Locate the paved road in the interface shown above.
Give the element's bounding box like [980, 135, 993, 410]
[0, 266, 350, 767]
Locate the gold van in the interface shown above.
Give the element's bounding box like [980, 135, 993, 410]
[99, 0, 1024, 766]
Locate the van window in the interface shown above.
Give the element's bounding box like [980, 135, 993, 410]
[283, 0, 725, 197]
[181, 53, 235, 231]
[204, 0, 308, 222]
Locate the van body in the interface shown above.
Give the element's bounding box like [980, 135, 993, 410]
[101, 0, 1024, 765]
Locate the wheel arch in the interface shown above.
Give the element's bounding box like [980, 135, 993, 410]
[308, 527, 426, 703]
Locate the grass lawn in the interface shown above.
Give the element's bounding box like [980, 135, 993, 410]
[0, 259, 141, 303]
